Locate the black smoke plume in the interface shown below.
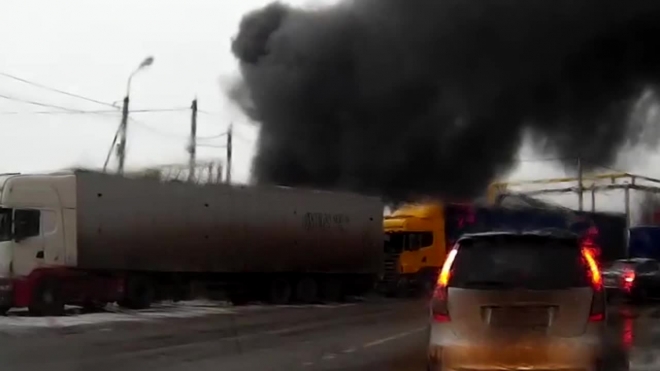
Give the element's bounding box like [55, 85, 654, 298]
[231, 0, 660, 201]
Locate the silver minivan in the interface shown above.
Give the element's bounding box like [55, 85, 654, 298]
[428, 231, 618, 371]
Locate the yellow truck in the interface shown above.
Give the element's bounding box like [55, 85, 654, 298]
[382, 202, 476, 296]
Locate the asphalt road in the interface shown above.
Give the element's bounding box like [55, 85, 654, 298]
[0, 298, 658, 371]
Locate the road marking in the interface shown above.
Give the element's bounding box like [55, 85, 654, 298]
[264, 321, 329, 336]
[342, 347, 356, 353]
[302, 362, 314, 367]
[321, 354, 336, 360]
[362, 326, 426, 348]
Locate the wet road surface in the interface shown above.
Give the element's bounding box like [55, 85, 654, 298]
[0, 298, 656, 371]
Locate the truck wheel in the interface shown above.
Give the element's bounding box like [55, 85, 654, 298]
[268, 278, 292, 305]
[171, 283, 191, 303]
[295, 277, 319, 304]
[395, 277, 410, 298]
[119, 276, 154, 310]
[82, 301, 106, 313]
[29, 278, 65, 316]
[228, 291, 250, 306]
[421, 279, 436, 299]
[321, 278, 344, 303]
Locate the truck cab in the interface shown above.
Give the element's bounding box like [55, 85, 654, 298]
[0, 173, 78, 313]
[382, 203, 447, 296]
[0, 173, 124, 315]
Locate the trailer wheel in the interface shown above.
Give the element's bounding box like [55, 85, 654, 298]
[268, 278, 292, 305]
[321, 278, 344, 303]
[295, 277, 319, 304]
[82, 301, 106, 313]
[171, 283, 191, 303]
[29, 277, 65, 316]
[119, 276, 154, 310]
[228, 291, 250, 306]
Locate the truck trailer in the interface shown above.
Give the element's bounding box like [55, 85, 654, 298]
[0, 170, 384, 316]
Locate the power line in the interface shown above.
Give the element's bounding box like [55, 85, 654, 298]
[131, 108, 190, 113]
[128, 117, 193, 140]
[198, 109, 222, 115]
[0, 93, 89, 112]
[197, 130, 251, 143]
[0, 71, 116, 109]
[0, 107, 190, 115]
[197, 143, 227, 149]
[229, 128, 252, 143]
[197, 132, 227, 140]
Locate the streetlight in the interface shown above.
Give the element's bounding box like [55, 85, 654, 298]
[126, 56, 154, 96]
[116, 56, 155, 174]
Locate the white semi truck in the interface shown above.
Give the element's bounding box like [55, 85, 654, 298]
[0, 170, 384, 316]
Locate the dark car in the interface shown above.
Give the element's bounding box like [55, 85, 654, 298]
[603, 258, 660, 302]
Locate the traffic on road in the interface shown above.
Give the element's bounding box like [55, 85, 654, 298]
[1, 170, 659, 371]
[0, 297, 657, 371]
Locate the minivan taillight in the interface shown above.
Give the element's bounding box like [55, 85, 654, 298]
[431, 248, 458, 322]
[582, 247, 605, 322]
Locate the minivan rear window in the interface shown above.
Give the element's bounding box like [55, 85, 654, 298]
[610, 261, 636, 271]
[449, 236, 590, 290]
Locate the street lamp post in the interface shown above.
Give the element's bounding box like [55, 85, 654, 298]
[116, 56, 154, 175]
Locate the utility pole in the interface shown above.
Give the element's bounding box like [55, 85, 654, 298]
[625, 184, 631, 257]
[115, 56, 155, 175]
[216, 163, 223, 183]
[188, 99, 198, 182]
[103, 123, 121, 172]
[117, 96, 130, 175]
[577, 156, 584, 211]
[226, 123, 233, 184]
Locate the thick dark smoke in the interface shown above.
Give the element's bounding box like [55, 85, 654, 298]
[231, 0, 660, 201]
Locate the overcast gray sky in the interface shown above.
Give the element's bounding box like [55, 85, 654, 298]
[0, 0, 336, 182]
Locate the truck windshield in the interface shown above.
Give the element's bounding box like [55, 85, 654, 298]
[384, 232, 433, 253]
[0, 208, 11, 242]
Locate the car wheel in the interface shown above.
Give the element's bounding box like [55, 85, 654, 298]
[597, 347, 630, 371]
[631, 287, 647, 304]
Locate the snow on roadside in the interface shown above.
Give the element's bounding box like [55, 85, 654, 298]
[0, 300, 357, 332]
[0, 300, 237, 330]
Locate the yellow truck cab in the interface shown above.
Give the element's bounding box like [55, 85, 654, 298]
[382, 202, 475, 296]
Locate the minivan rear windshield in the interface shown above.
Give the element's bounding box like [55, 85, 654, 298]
[610, 261, 636, 271]
[449, 236, 590, 290]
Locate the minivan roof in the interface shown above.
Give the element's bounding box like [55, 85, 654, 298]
[614, 257, 655, 264]
[457, 230, 581, 244]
